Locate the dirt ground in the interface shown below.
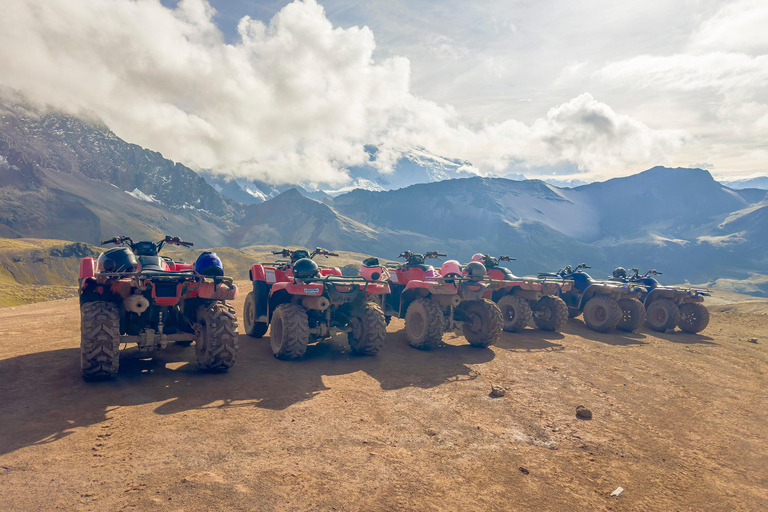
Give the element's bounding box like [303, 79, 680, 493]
[1, 286, 767, 511]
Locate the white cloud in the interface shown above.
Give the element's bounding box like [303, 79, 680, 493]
[597, 52, 768, 93]
[0, 0, 683, 184]
[690, 0, 768, 55]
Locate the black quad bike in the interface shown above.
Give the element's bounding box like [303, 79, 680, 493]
[539, 264, 646, 333]
[611, 267, 710, 333]
[78, 236, 239, 380]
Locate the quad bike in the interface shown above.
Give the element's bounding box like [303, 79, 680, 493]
[610, 267, 710, 333]
[242, 247, 390, 359]
[365, 251, 502, 350]
[473, 253, 571, 332]
[78, 235, 239, 380]
[538, 264, 646, 333]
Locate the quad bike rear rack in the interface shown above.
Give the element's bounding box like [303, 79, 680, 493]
[92, 271, 235, 291]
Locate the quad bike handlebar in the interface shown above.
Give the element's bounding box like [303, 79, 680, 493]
[552, 263, 591, 277]
[397, 250, 445, 260]
[162, 235, 194, 248]
[100, 235, 193, 254]
[630, 268, 662, 279]
[272, 247, 339, 263]
[481, 254, 516, 267]
[311, 247, 339, 258]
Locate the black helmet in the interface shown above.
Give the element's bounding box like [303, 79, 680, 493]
[293, 258, 319, 279]
[464, 261, 486, 281]
[96, 247, 138, 273]
[613, 267, 627, 279]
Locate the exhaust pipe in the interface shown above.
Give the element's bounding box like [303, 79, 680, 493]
[124, 294, 150, 314]
[302, 296, 330, 311]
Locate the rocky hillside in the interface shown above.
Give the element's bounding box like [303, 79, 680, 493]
[0, 88, 241, 245]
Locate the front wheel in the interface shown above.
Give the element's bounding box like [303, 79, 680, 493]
[678, 302, 709, 333]
[582, 296, 621, 332]
[270, 303, 310, 359]
[405, 298, 445, 350]
[348, 302, 387, 355]
[461, 299, 503, 348]
[195, 302, 239, 371]
[243, 291, 268, 338]
[496, 295, 532, 332]
[646, 299, 679, 332]
[617, 298, 646, 332]
[81, 301, 121, 380]
[532, 296, 568, 331]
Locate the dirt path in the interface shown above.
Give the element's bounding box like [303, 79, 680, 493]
[1, 290, 767, 511]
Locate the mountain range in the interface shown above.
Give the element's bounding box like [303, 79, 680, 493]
[1, 89, 766, 295]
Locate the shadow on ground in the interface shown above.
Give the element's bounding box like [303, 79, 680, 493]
[0, 329, 494, 455]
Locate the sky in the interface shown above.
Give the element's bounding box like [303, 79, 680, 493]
[1, 0, 766, 185]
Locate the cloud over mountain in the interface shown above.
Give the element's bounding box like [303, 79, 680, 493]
[0, 0, 683, 186]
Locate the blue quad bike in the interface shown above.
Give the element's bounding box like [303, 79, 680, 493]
[538, 264, 647, 333]
[610, 268, 710, 333]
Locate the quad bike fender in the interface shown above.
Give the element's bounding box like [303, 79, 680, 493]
[170, 263, 194, 271]
[196, 281, 238, 301]
[270, 281, 325, 296]
[251, 263, 294, 284]
[319, 267, 343, 277]
[403, 280, 456, 295]
[360, 282, 390, 295]
[80, 258, 96, 280]
[579, 284, 621, 308]
[645, 287, 705, 306]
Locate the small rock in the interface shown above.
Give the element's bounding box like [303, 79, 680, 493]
[747, 338, 758, 343]
[576, 405, 592, 419]
[519, 467, 529, 475]
[490, 385, 506, 397]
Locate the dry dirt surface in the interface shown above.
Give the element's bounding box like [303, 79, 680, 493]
[1, 288, 767, 511]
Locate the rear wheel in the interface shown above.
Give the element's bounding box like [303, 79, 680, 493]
[678, 302, 709, 333]
[646, 299, 679, 332]
[81, 301, 120, 380]
[496, 295, 532, 332]
[617, 298, 646, 332]
[270, 303, 309, 359]
[348, 302, 387, 355]
[532, 296, 568, 331]
[583, 296, 621, 332]
[243, 291, 268, 338]
[196, 302, 239, 371]
[405, 298, 444, 350]
[461, 299, 503, 348]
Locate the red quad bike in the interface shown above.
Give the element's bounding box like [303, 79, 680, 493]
[242, 248, 390, 360]
[368, 251, 502, 350]
[474, 254, 571, 332]
[78, 235, 239, 380]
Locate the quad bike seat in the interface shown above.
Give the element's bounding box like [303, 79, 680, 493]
[538, 272, 558, 277]
[404, 264, 434, 271]
[569, 272, 593, 292]
[493, 267, 517, 279]
[137, 255, 166, 271]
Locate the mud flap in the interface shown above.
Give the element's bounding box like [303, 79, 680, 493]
[253, 280, 270, 321]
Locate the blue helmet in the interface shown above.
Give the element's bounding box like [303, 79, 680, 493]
[195, 251, 224, 276]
